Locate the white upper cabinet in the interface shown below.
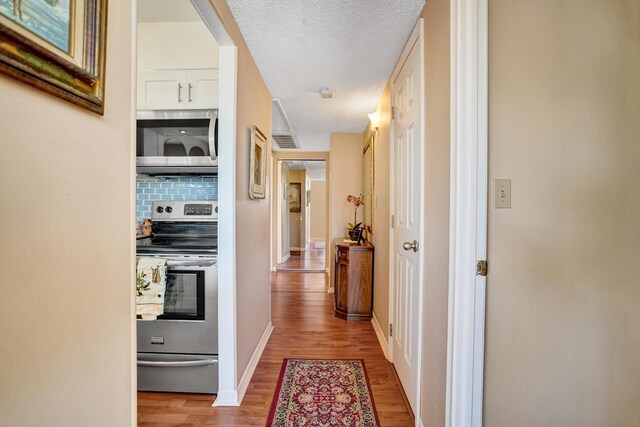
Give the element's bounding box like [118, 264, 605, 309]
[138, 69, 219, 110]
[138, 69, 187, 110]
[186, 69, 220, 110]
[137, 22, 219, 110]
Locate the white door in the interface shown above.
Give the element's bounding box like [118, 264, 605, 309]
[391, 27, 423, 413]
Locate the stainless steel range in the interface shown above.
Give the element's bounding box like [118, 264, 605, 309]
[136, 200, 218, 394]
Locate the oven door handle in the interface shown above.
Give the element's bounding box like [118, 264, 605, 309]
[137, 358, 218, 368]
[165, 260, 216, 267]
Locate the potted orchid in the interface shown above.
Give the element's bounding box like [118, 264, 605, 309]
[346, 194, 364, 242]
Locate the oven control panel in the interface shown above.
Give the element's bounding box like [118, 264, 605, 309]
[184, 204, 212, 216]
[151, 201, 218, 221]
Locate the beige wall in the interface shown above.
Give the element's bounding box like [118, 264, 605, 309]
[419, 1, 451, 426]
[0, 1, 135, 425]
[330, 133, 364, 241]
[210, 0, 273, 382]
[137, 21, 219, 70]
[310, 180, 327, 240]
[485, 1, 640, 425]
[363, 83, 392, 343]
[329, 133, 363, 285]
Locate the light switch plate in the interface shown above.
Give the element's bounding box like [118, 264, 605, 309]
[494, 179, 511, 208]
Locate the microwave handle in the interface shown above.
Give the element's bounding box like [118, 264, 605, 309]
[208, 116, 218, 161]
[166, 259, 216, 267]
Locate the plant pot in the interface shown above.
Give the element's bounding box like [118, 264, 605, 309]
[348, 229, 361, 242]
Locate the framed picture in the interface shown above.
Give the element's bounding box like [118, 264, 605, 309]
[0, 0, 108, 115]
[249, 125, 267, 199]
[288, 182, 301, 213]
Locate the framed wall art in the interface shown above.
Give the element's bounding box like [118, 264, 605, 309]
[0, 0, 108, 115]
[249, 125, 267, 199]
[287, 182, 301, 213]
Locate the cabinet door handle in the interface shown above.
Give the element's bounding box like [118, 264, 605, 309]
[178, 83, 183, 103]
[188, 83, 193, 102]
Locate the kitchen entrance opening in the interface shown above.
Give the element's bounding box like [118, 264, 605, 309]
[274, 159, 327, 273]
[135, 0, 242, 408]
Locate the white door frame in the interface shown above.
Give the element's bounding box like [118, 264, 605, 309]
[271, 152, 331, 274]
[387, 18, 426, 420]
[190, 0, 240, 407]
[446, 0, 488, 425]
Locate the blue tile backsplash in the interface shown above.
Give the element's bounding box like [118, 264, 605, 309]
[136, 175, 218, 222]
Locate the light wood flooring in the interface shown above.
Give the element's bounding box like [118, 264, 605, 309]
[138, 271, 413, 426]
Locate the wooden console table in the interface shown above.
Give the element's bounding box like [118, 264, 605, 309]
[333, 239, 374, 320]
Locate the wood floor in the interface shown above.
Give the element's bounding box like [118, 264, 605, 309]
[138, 271, 413, 426]
[275, 246, 326, 271]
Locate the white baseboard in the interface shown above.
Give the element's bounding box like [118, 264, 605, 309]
[371, 311, 389, 360]
[236, 321, 274, 404]
[212, 389, 240, 407]
[280, 254, 290, 263]
[416, 417, 425, 427]
[290, 247, 305, 251]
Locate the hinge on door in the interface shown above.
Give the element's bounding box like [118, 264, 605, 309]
[391, 214, 395, 229]
[391, 106, 396, 120]
[476, 260, 488, 277]
[389, 323, 393, 337]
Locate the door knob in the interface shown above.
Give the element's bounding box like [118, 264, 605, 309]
[402, 240, 419, 252]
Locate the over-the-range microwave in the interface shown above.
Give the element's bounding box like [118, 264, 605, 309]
[136, 110, 218, 175]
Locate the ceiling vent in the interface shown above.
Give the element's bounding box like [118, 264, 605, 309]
[272, 98, 299, 150]
[273, 134, 298, 149]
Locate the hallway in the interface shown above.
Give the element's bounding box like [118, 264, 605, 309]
[275, 246, 326, 272]
[138, 271, 413, 426]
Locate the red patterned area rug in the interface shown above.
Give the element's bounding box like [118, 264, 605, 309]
[266, 359, 380, 427]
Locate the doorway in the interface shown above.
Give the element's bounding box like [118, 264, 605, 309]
[275, 159, 327, 272]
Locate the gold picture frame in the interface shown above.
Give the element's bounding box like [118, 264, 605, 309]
[0, 0, 108, 115]
[288, 182, 301, 213]
[362, 131, 375, 237]
[249, 125, 267, 199]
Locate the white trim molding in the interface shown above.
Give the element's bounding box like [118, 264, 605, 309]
[446, 0, 488, 426]
[370, 312, 389, 360]
[193, 1, 240, 406]
[280, 254, 291, 264]
[236, 321, 274, 403]
[212, 43, 239, 407]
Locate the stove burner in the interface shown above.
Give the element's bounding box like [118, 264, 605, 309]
[137, 201, 218, 255]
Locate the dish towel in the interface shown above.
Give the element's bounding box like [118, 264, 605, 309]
[136, 257, 167, 320]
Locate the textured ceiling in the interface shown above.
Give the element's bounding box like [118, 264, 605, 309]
[285, 160, 326, 180]
[227, 0, 425, 151]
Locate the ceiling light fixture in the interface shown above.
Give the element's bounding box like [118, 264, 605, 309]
[368, 112, 380, 129]
[319, 88, 335, 99]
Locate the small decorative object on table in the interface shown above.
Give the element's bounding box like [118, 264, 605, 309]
[346, 194, 364, 242]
